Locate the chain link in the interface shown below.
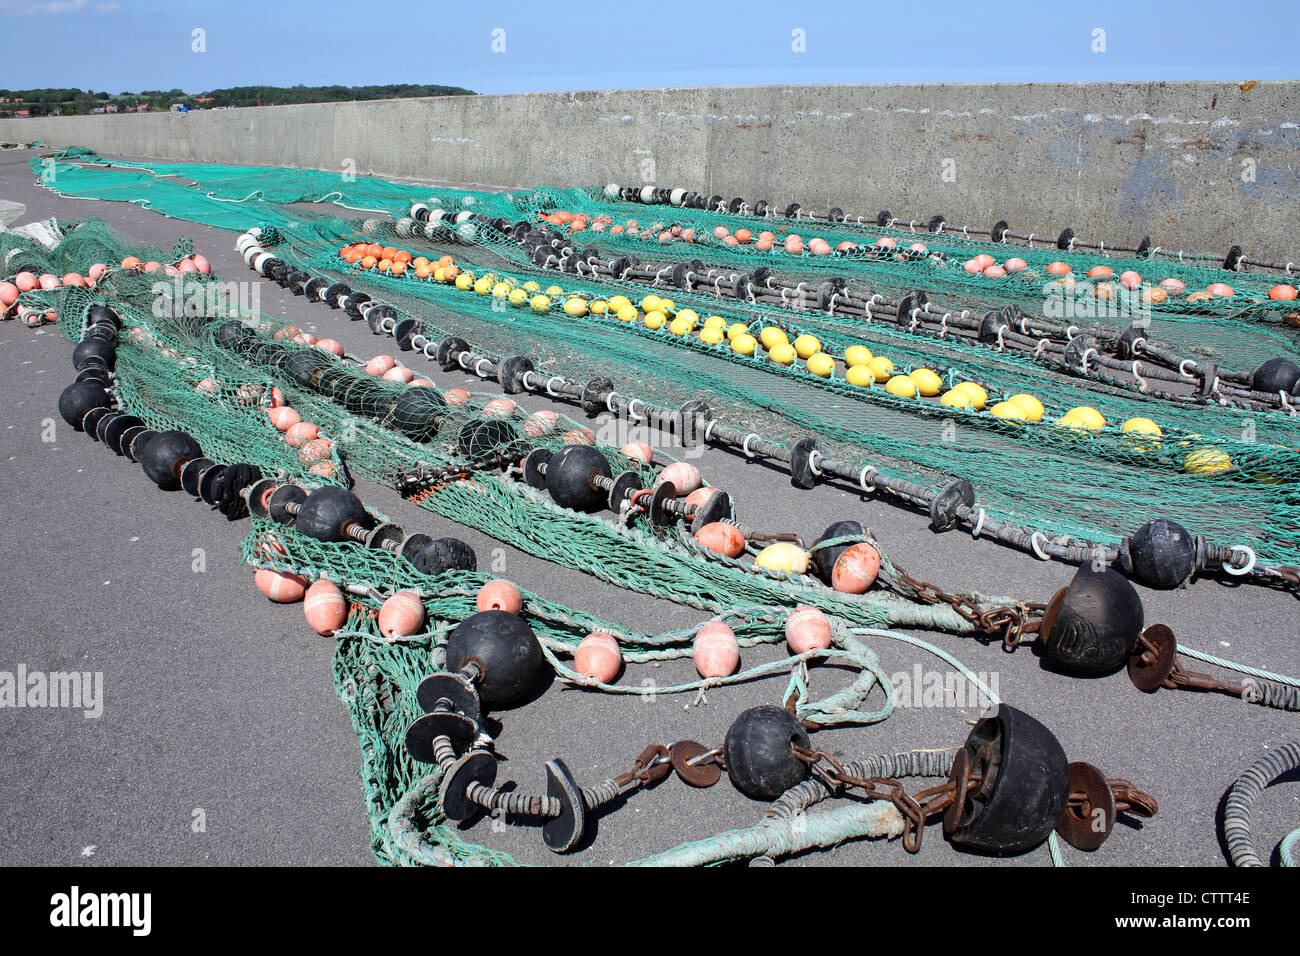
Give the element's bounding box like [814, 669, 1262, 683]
[895, 570, 1044, 650]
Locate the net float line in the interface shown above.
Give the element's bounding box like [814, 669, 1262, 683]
[389, 208, 1300, 472]
[527, 190, 1299, 354]
[600, 182, 1300, 281]
[309, 215, 1299, 478]
[498, 216, 1299, 414]
[316, 220, 1300, 528]
[237, 228, 1300, 593]
[392, 200, 1300, 434]
[356, 211, 1300, 491]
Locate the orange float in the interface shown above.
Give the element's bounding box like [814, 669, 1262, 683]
[694, 521, 745, 558]
[785, 606, 832, 653]
[574, 632, 622, 683]
[255, 568, 308, 603]
[476, 579, 523, 614]
[378, 590, 426, 638]
[304, 580, 348, 635]
[693, 620, 740, 678]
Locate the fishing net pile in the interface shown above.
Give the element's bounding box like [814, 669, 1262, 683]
[12, 152, 1300, 866]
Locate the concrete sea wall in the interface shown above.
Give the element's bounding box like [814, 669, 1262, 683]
[3, 81, 1297, 259]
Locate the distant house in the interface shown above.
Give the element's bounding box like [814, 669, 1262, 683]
[105, 104, 118, 113]
[196, 97, 213, 104]
[136, 103, 150, 112]
[14, 110, 30, 118]
[90, 107, 106, 114]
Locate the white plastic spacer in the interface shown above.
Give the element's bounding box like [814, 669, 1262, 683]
[1223, 545, 1256, 576]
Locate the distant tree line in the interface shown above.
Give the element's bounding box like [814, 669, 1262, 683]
[0, 84, 475, 117]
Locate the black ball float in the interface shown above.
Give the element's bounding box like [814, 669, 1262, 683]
[1039, 565, 1144, 675]
[72, 336, 115, 371]
[58, 381, 111, 430]
[294, 486, 370, 543]
[456, 417, 521, 466]
[386, 387, 448, 442]
[443, 610, 543, 710]
[544, 444, 610, 513]
[412, 537, 477, 575]
[723, 704, 811, 801]
[1120, 518, 1199, 589]
[86, 304, 121, 330]
[138, 430, 203, 491]
[1252, 357, 1300, 395]
[943, 704, 1069, 855]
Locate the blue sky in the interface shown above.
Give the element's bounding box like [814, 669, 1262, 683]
[1, 0, 1297, 95]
